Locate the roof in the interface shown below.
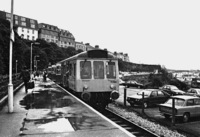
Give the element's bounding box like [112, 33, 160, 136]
[59, 49, 117, 63]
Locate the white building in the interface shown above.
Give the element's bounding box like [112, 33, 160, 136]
[0, 10, 39, 41]
[75, 41, 87, 51]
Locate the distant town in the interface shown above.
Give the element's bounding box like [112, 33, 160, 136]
[0, 10, 129, 62]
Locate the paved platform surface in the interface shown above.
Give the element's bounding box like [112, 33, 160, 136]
[0, 77, 134, 137]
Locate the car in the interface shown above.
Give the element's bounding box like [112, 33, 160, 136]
[159, 95, 200, 122]
[184, 88, 200, 97]
[126, 89, 170, 108]
[159, 85, 185, 96]
[122, 80, 144, 88]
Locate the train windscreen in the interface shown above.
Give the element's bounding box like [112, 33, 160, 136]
[93, 61, 104, 79]
[80, 61, 92, 79]
[106, 62, 116, 79]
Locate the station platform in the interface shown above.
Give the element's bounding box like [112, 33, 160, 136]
[0, 77, 134, 137]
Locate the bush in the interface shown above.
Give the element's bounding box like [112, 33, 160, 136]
[169, 79, 189, 91]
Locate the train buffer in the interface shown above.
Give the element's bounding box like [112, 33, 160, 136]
[0, 77, 134, 137]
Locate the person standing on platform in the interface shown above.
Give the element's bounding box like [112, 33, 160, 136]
[43, 70, 48, 82]
[19, 67, 30, 93]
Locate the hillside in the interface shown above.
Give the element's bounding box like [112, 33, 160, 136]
[118, 59, 162, 73]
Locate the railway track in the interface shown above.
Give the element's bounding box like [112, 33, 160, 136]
[101, 108, 159, 137]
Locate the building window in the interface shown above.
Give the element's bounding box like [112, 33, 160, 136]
[30, 19, 35, 24]
[14, 15, 18, 20]
[15, 20, 18, 25]
[27, 35, 29, 40]
[21, 34, 24, 38]
[31, 24, 35, 28]
[21, 22, 26, 26]
[21, 17, 26, 21]
[32, 36, 35, 40]
[6, 13, 11, 18]
[27, 29, 29, 33]
[6, 18, 11, 22]
[32, 30, 34, 34]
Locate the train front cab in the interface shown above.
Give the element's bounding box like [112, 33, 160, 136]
[61, 58, 120, 108]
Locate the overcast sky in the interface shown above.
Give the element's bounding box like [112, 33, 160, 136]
[1, 0, 200, 70]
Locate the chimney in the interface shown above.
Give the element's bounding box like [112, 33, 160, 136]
[95, 45, 99, 49]
[85, 43, 90, 45]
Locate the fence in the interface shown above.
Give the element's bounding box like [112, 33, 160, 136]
[0, 73, 20, 85]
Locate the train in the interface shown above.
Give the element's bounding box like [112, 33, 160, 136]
[47, 49, 120, 109]
[47, 63, 61, 83]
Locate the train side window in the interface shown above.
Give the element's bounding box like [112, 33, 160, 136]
[56, 65, 61, 75]
[106, 62, 116, 79]
[74, 63, 76, 76]
[93, 61, 104, 79]
[69, 64, 72, 75]
[80, 61, 91, 79]
[70, 63, 76, 77]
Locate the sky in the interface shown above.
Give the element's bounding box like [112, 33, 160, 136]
[1, 0, 200, 70]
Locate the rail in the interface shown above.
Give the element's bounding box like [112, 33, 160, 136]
[100, 108, 159, 137]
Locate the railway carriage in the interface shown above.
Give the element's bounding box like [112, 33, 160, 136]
[48, 63, 62, 84]
[47, 66, 53, 74]
[59, 49, 120, 108]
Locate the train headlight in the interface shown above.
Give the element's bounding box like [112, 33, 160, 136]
[110, 84, 116, 89]
[83, 85, 88, 90]
[110, 90, 119, 100]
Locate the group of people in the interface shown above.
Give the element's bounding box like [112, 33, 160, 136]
[19, 67, 48, 93]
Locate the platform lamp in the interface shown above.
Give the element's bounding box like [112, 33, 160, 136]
[8, 0, 14, 113]
[34, 55, 39, 72]
[30, 42, 40, 80]
[36, 60, 40, 72]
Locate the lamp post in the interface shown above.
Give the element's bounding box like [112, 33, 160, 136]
[36, 60, 40, 72]
[34, 55, 39, 72]
[8, 0, 14, 113]
[30, 42, 39, 80]
[16, 60, 18, 74]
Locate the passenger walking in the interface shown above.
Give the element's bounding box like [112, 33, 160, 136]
[19, 67, 30, 93]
